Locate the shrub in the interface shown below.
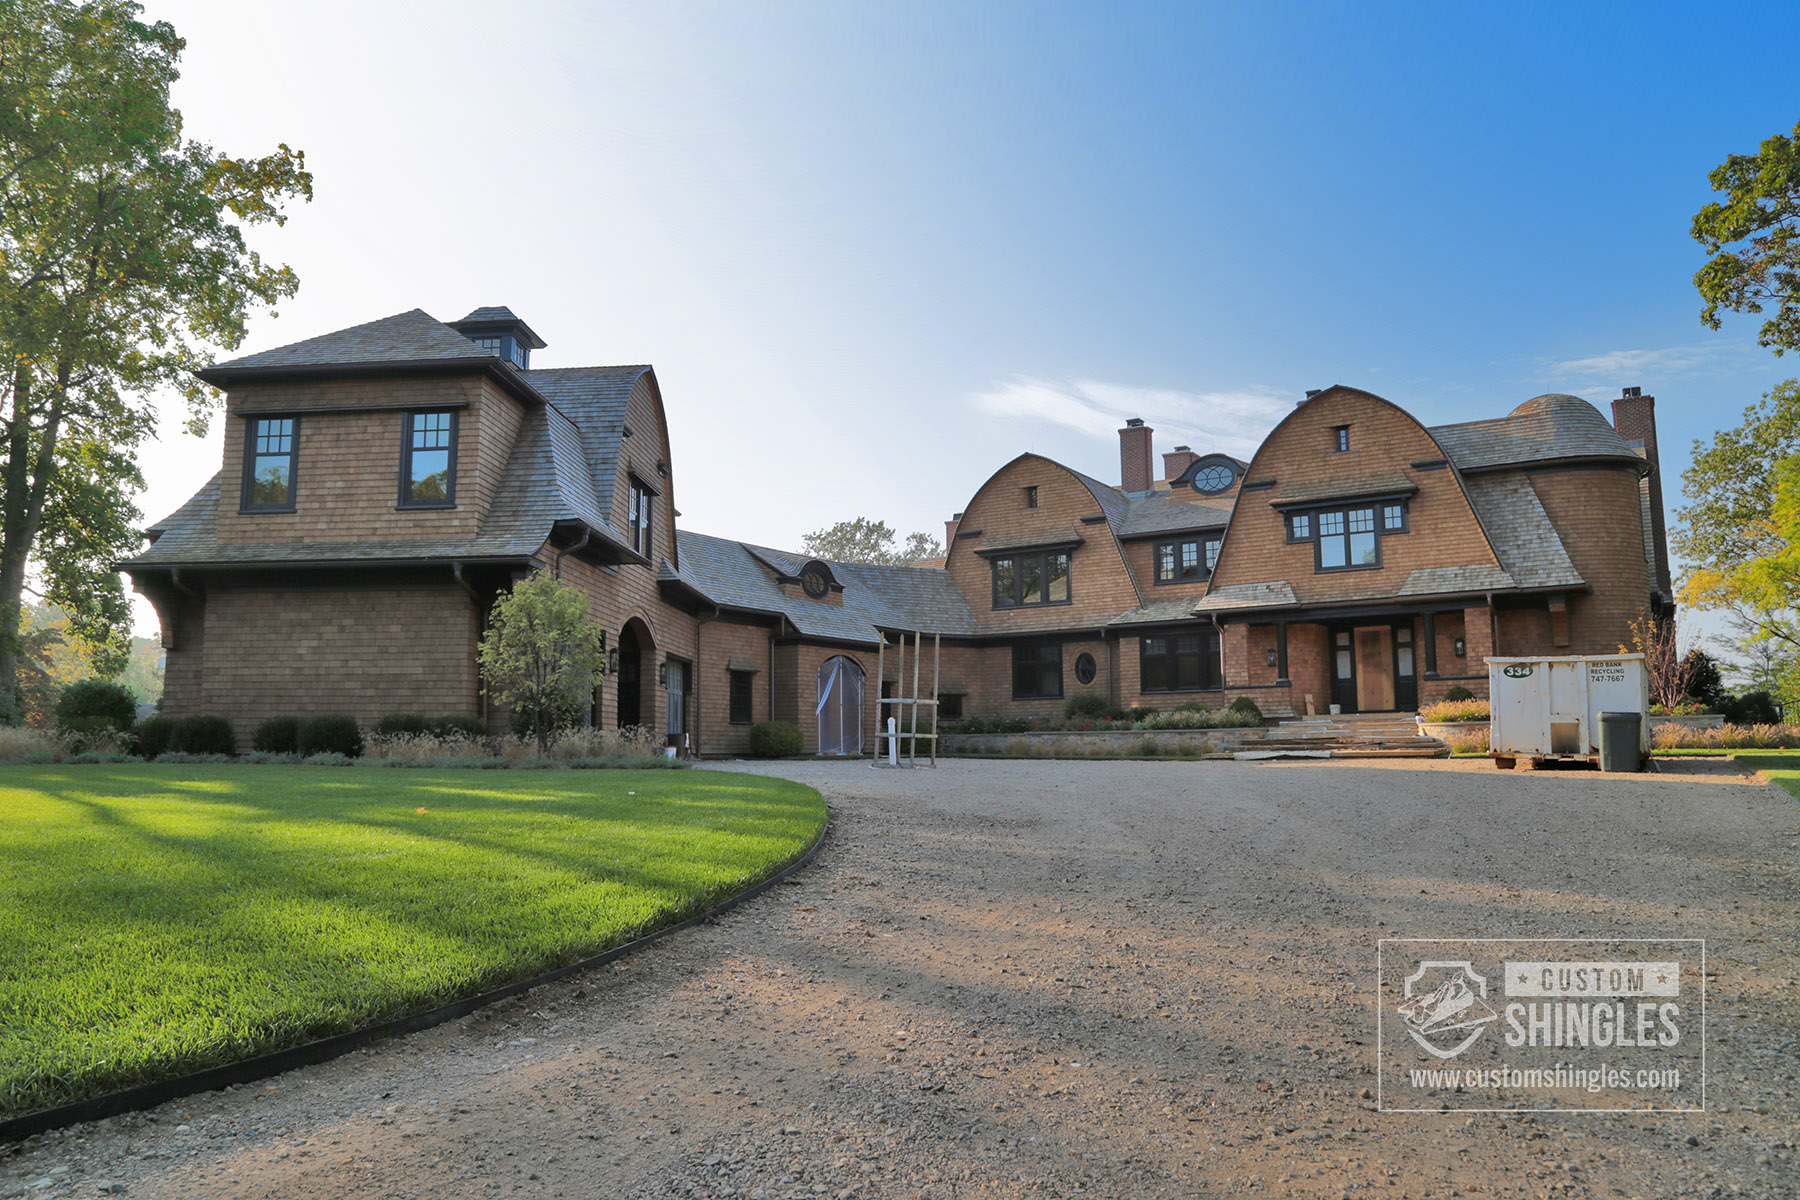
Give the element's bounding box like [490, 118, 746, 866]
[374, 713, 433, 736]
[1064, 692, 1112, 719]
[1650, 721, 1800, 750]
[299, 715, 363, 758]
[434, 714, 489, 738]
[748, 720, 803, 757]
[1227, 696, 1264, 723]
[132, 715, 180, 759]
[1720, 690, 1782, 726]
[253, 716, 302, 754]
[1442, 685, 1475, 702]
[55, 680, 137, 734]
[171, 714, 236, 756]
[1442, 727, 1490, 754]
[1420, 698, 1491, 723]
[300, 751, 354, 766]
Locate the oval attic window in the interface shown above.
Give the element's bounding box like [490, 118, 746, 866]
[1192, 464, 1236, 494]
[800, 566, 830, 599]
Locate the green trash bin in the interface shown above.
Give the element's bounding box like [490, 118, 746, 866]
[1599, 711, 1642, 773]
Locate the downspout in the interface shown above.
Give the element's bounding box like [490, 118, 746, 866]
[454, 562, 485, 720]
[1485, 591, 1500, 661]
[693, 604, 723, 758]
[553, 528, 592, 579]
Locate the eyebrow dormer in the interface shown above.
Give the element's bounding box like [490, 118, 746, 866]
[446, 305, 546, 370]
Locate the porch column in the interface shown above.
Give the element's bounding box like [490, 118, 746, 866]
[1274, 621, 1290, 686]
[1423, 611, 1439, 679]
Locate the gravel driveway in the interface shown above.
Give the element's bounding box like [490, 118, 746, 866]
[3, 758, 1797, 1199]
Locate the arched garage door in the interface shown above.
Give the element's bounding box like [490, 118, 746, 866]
[816, 655, 864, 756]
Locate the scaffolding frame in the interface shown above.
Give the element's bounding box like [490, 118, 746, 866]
[871, 629, 939, 768]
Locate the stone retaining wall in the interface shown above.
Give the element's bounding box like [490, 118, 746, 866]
[937, 727, 1269, 757]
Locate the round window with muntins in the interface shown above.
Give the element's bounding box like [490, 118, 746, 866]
[1074, 652, 1097, 685]
[1192, 464, 1236, 494]
[801, 567, 829, 599]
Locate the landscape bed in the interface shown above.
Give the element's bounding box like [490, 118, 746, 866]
[0, 765, 825, 1118]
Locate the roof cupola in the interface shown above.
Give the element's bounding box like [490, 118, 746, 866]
[446, 306, 546, 370]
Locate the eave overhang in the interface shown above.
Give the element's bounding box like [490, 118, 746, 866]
[196, 355, 549, 409]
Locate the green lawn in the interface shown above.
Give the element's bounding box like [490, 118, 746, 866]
[0, 765, 824, 1117]
[1736, 751, 1800, 800]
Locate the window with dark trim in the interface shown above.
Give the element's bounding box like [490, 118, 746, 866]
[1333, 425, 1350, 452]
[1024, 485, 1039, 509]
[991, 550, 1071, 608]
[1012, 642, 1062, 699]
[1153, 534, 1222, 584]
[728, 670, 755, 724]
[1286, 500, 1408, 572]
[400, 410, 457, 507]
[241, 416, 297, 511]
[937, 692, 964, 719]
[1140, 631, 1222, 692]
[628, 477, 654, 556]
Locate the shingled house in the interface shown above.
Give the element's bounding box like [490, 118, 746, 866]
[123, 306, 1671, 753]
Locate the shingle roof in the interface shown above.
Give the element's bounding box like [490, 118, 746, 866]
[1396, 565, 1517, 595]
[208, 309, 487, 372]
[1118, 492, 1233, 537]
[523, 365, 650, 527]
[1270, 473, 1418, 507]
[668, 532, 978, 643]
[966, 526, 1086, 554]
[1193, 581, 1299, 612]
[1108, 595, 1210, 625]
[1429, 394, 1640, 473]
[459, 306, 523, 324]
[1459, 472, 1585, 590]
[1066, 465, 1133, 533]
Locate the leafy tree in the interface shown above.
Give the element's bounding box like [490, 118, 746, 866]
[0, 0, 311, 721]
[1673, 380, 1800, 655]
[477, 572, 608, 751]
[1693, 118, 1800, 353]
[801, 517, 944, 565]
[1678, 649, 1727, 710]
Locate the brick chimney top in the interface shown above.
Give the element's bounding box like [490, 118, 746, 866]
[944, 512, 963, 550]
[1162, 444, 1201, 484]
[1119, 418, 1154, 494]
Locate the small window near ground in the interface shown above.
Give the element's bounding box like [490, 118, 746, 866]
[1074, 652, 1097, 685]
[242, 416, 297, 511]
[937, 693, 964, 719]
[729, 670, 754, 725]
[401, 411, 456, 507]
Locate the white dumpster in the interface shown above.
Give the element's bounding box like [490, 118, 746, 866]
[1487, 654, 1649, 768]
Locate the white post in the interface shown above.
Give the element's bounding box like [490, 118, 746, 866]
[887, 716, 899, 765]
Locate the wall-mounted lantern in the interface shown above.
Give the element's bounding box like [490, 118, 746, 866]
[607, 647, 619, 675]
[657, 660, 669, 686]
[1453, 637, 1467, 658]
[1265, 648, 1279, 667]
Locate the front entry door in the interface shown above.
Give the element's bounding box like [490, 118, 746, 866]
[1355, 626, 1396, 711]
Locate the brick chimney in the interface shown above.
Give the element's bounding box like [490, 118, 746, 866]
[944, 511, 963, 549]
[1611, 386, 1673, 597]
[1119, 418, 1153, 494]
[1162, 444, 1199, 483]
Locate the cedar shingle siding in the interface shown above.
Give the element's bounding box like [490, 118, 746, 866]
[124, 315, 1672, 747]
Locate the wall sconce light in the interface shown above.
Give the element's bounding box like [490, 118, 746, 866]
[1453, 637, 1466, 658]
[657, 660, 669, 686]
[1265, 648, 1279, 667]
[607, 647, 619, 675]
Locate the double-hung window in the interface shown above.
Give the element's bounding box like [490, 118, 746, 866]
[1140, 631, 1222, 692]
[400, 411, 457, 507]
[241, 416, 297, 511]
[728, 670, 755, 725]
[1153, 534, 1222, 584]
[628, 477, 654, 556]
[991, 550, 1071, 608]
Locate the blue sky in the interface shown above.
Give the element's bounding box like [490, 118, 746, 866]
[133, 0, 1800, 651]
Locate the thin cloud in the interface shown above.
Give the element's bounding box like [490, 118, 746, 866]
[971, 377, 1292, 460]
[1548, 345, 1720, 377]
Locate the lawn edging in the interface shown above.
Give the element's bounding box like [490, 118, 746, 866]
[0, 813, 828, 1145]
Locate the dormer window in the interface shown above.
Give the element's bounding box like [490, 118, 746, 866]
[400, 411, 457, 507]
[628, 477, 654, 556]
[469, 334, 527, 368]
[446, 306, 544, 370]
